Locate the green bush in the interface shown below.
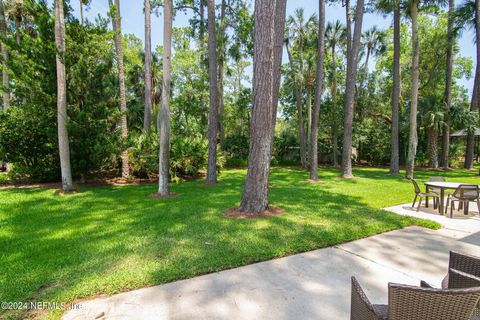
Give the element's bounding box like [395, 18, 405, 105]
[130, 131, 224, 181]
[0, 106, 59, 181]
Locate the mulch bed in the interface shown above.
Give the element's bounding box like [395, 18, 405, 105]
[304, 179, 324, 183]
[148, 192, 178, 199]
[224, 205, 285, 219]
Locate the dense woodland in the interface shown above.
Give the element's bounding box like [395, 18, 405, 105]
[0, 0, 478, 212]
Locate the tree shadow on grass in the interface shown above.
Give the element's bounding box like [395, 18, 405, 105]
[0, 169, 435, 319]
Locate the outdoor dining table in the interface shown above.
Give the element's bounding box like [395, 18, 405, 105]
[424, 181, 479, 216]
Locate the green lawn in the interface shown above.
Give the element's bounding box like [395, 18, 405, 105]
[1, 166, 478, 319]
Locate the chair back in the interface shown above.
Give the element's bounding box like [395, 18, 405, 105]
[429, 176, 446, 182]
[388, 283, 480, 320]
[411, 179, 421, 195]
[449, 251, 480, 280]
[452, 184, 480, 201]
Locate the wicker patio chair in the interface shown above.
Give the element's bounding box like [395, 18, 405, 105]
[411, 179, 439, 212]
[442, 251, 480, 289]
[351, 276, 480, 320]
[441, 251, 480, 317]
[446, 184, 480, 217]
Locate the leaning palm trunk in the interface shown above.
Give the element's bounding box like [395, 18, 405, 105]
[465, 0, 480, 169]
[390, 0, 401, 174]
[54, 0, 74, 191]
[406, 0, 420, 180]
[441, 0, 454, 169]
[0, 0, 9, 111]
[158, 0, 173, 195]
[217, 0, 226, 146]
[240, 0, 286, 213]
[270, 0, 287, 140]
[341, 0, 365, 178]
[143, 0, 152, 131]
[331, 44, 339, 166]
[206, 0, 219, 184]
[309, 0, 326, 180]
[109, 0, 129, 178]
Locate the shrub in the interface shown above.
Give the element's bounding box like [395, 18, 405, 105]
[130, 131, 224, 181]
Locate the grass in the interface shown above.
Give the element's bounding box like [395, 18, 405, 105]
[0, 166, 478, 319]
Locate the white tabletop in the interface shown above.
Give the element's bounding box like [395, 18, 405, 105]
[424, 181, 479, 189]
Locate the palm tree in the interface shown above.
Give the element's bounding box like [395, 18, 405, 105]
[54, 0, 74, 191]
[341, 0, 365, 178]
[286, 8, 316, 168]
[441, 0, 455, 168]
[109, 0, 129, 178]
[79, 0, 90, 25]
[158, 0, 173, 195]
[325, 20, 346, 167]
[239, 0, 286, 213]
[309, 0, 326, 181]
[405, 0, 420, 179]
[360, 26, 385, 90]
[206, 0, 219, 184]
[0, 0, 9, 111]
[391, 0, 401, 174]
[144, 0, 152, 131]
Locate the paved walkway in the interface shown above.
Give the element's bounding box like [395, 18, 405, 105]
[63, 204, 480, 320]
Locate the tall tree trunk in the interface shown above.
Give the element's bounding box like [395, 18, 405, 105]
[158, 0, 173, 195]
[309, 0, 326, 180]
[54, 0, 74, 191]
[465, 0, 480, 169]
[217, 0, 226, 146]
[240, 0, 285, 213]
[206, 0, 219, 184]
[0, 0, 9, 111]
[80, 0, 84, 25]
[15, 17, 20, 45]
[286, 43, 307, 168]
[331, 43, 338, 166]
[341, 0, 364, 178]
[441, 0, 454, 169]
[109, 0, 129, 178]
[428, 126, 439, 168]
[143, 0, 152, 131]
[390, 0, 401, 174]
[406, 0, 420, 179]
[306, 87, 312, 154]
[270, 0, 287, 138]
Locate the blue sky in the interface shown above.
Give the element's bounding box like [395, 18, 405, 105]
[71, 0, 476, 95]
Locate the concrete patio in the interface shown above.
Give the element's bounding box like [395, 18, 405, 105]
[63, 204, 480, 320]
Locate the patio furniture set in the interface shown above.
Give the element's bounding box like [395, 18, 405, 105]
[351, 251, 480, 320]
[411, 176, 480, 218]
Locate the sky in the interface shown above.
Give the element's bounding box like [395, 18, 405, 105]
[69, 0, 476, 95]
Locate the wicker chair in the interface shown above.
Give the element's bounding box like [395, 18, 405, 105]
[442, 251, 480, 288]
[441, 251, 480, 317]
[350, 276, 480, 320]
[411, 179, 439, 212]
[446, 184, 480, 217]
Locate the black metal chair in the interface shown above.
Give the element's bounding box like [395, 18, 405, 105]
[446, 184, 480, 218]
[428, 176, 451, 210]
[411, 179, 440, 212]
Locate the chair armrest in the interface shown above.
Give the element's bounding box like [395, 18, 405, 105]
[446, 268, 480, 289]
[420, 280, 434, 288]
[351, 277, 383, 320]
